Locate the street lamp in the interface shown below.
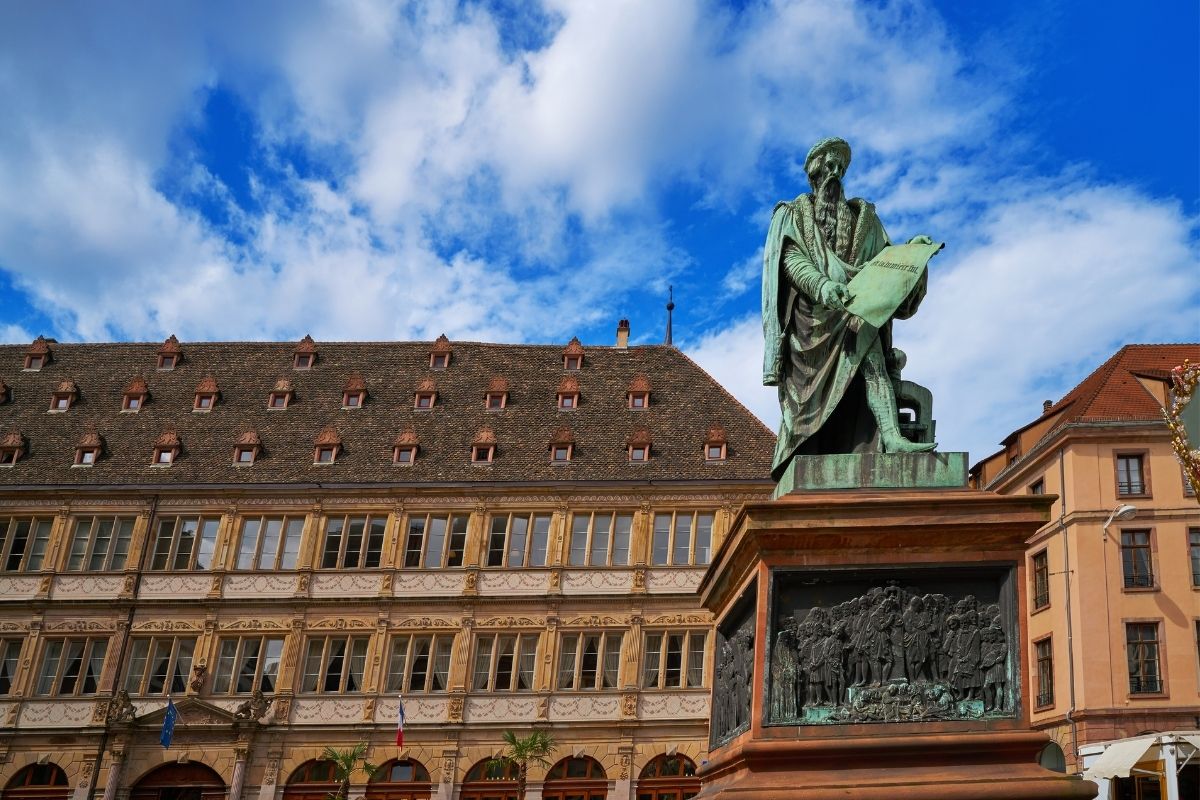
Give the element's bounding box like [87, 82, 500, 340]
[1101, 504, 1138, 541]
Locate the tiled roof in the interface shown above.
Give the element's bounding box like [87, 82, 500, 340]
[0, 340, 775, 485]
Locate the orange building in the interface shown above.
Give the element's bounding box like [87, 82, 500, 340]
[971, 344, 1200, 789]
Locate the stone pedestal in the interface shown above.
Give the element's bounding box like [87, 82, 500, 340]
[695, 488, 1096, 800]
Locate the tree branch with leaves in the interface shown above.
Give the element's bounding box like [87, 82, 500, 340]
[322, 742, 376, 800]
[486, 729, 556, 800]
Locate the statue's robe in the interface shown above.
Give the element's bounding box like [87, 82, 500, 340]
[761, 194, 923, 479]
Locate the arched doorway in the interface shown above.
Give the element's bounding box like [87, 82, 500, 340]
[543, 756, 607, 800]
[129, 762, 225, 800]
[282, 760, 338, 800]
[459, 758, 518, 800]
[2, 764, 69, 800]
[636, 755, 699, 800]
[366, 759, 432, 800]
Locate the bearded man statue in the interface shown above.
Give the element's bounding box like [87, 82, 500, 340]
[763, 137, 937, 480]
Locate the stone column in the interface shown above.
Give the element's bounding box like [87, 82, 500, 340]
[101, 750, 124, 800]
[229, 747, 249, 800]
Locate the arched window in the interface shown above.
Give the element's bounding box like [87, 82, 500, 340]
[282, 760, 338, 800]
[366, 759, 432, 800]
[129, 763, 225, 800]
[636, 755, 699, 800]
[3, 764, 68, 800]
[1037, 743, 1066, 774]
[460, 759, 519, 800]
[544, 756, 607, 800]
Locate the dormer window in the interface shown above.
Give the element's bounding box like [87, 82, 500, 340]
[0, 432, 25, 466]
[152, 431, 181, 466]
[268, 378, 293, 409]
[233, 431, 261, 466]
[472, 427, 497, 464]
[430, 334, 452, 369]
[563, 337, 584, 370]
[342, 373, 367, 409]
[294, 335, 317, 370]
[313, 427, 341, 465]
[74, 432, 102, 467]
[550, 427, 574, 463]
[0, 381, 8, 405]
[485, 377, 509, 410]
[704, 425, 728, 462]
[49, 380, 77, 412]
[627, 428, 652, 463]
[157, 335, 181, 371]
[122, 377, 149, 412]
[627, 373, 651, 409]
[557, 376, 580, 410]
[24, 336, 51, 371]
[414, 377, 437, 410]
[193, 376, 219, 412]
[393, 428, 419, 465]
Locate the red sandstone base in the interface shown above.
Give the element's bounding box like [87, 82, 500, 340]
[694, 490, 1096, 800]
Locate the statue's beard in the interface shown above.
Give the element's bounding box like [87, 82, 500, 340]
[814, 175, 852, 260]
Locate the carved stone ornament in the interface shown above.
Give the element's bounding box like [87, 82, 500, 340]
[106, 690, 137, 723]
[273, 696, 292, 720]
[765, 571, 1016, 726]
[233, 689, 271, 720]
[620, 692, 638, 719]
[263, 758, 279, 786]
[448, 697, 464, 722]
[189, 662, 208, 691]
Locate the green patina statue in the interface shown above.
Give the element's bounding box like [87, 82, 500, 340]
[763, 137, 942, 481]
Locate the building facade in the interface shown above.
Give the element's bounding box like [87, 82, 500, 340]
[971, 344, 1200, 784]
[0, 332, 775, 800]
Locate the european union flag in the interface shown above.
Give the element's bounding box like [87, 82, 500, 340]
[160, 698, 178, 749]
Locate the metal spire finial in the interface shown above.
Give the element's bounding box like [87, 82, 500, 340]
[665, 286, 675, 346]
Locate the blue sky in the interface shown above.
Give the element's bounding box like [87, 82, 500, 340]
[0, 0, 1197, 463]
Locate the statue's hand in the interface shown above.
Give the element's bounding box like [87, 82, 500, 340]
[908, 234, 935, 246]
[819, 281, 849, 311]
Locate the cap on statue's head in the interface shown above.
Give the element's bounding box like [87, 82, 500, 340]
[804, 137, 852, 176]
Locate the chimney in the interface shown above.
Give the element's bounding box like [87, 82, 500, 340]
[616, 319, 630, 349]
[1043, 399, 1053, 414]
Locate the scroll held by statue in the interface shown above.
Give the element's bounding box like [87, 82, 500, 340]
[845, 241, 944, 331]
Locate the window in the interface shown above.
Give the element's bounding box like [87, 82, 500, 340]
[65, 516, 135, 571]
[557, 631, 623, 690]
[0, 638, 21, 694]
[472, 634, 538, 691]
[124, 636, 195, 695]
[705, 443, 726, 462]
[49, 392, 73, 411]
[0, 517, 53, 572]
[302, 635, 369, 693]
[404, 514, 468, 568]
[1192, 529, 1200, 587]
[1117, 454, 1147, 496]
[637, 755, 700, 800]
[564, 355, 582, 371]
[651, 511, 714, 566]
[0, 446, 19, 467]
[25, 355, 44, 371]
[35, 637, 108, 696]
[1035, 637, 1054, 707]
[236, 516, 305, 570]
[235, 446, 257, 465]
[394, 446, 416, 464]
[320, 514, 387, 569]
[558, 392, 578, 409]
[153, 446, 176, 465]
[194, 393, 216, 410]
[1029, 478, 1045, 495]
[472, 444, 495, 463]
[152, 432, 180, 466]
[315, 446, 337, 464]
[1121, 530, 1154, 588]
[643, 630, 706, 688]
[629, 445, 649, 462]
[386, 634, 453, 693]
[1032, 550, 1050, 609]
[568, 512, 633, 567]
[430, 352, 449, 369]
[485, 378, 509, 410]
[551, 444, 572, 463]
[343, 391, 365, 408]
[1185, 469, 1196, 496]
[294, 353, 313, 370]
[269, 391, 290, 409]
[1126, 622, 1161, 693]
[486, 513, 551, 567]
[124, 393, 144, 411]
[629, 392, 649, 409]
[76, 444, 100, 465]
[149, 516, 220, 571]
[212, 636, 284, 694]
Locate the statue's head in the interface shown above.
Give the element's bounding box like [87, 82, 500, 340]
[804, 137, 851, 190]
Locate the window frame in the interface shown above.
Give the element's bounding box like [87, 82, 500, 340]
[268, 391, 290, 409]
[1115, 451, 1151, 498]
[485, 512, 552, 568]
[1029, 478, 1045, 495]
[472, 444, 495, 464]
[551, 443, 573, 463]
[49, 392, 73, 412]
[414, 392, 436, 410]
[74, 445, 100, 466]
[642, 629, 707, 689]
[567, 511, 634, 567]
[629, 444, 649, 463]
[0, 638, 21, 695]
[123, 635, 196, 695]
[557, 391, 579, 410]
[0, 517, 53, 573]
[152, 445, 177, 466]
[193, 392, 217, 411]
[386, 633, 454, 693]
[627, 392, 649, 409]
[65, 515, 135, 572]
[471, 633, 539, 692]
[556, 630, 623, 691]
[319, 514, 388, 570]
[563, 354, 582, 371]
[211, 635, 285, 695]
[1031, 549, 1050, 610]
[301, 634, 370, 694]
[314, 445, 338, 464]
[234, 445, 257, 466]
[1191, 528, 1200, 588]
[1120, 528, 1156, 590]
[236, 515, 305, 571]
[25, 354, 45, 371]
[650, 510, 715, 566]
[35, 637, 109, 697]
[156, 354, 176, 371]
[393, 445, 417, 465]
[1034, 635, 1054, 708]
[1125, 620, 1164, 695]
[705, 442, 727, 462]
[148, 515, 221, 571]
[342, 390, 365, 409]
[403, 513, 469, 569]
[293, 352, 314, 370]
[485, 392, 507, 410]
[430, 352, 449, 370]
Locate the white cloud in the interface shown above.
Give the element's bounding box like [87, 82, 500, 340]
[721, 252, 762, 297]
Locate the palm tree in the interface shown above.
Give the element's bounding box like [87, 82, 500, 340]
[322, 741, 376, 800]
[486, 729, 556, 800]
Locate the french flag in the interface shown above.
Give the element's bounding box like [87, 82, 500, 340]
[395, 695, 406, 747]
